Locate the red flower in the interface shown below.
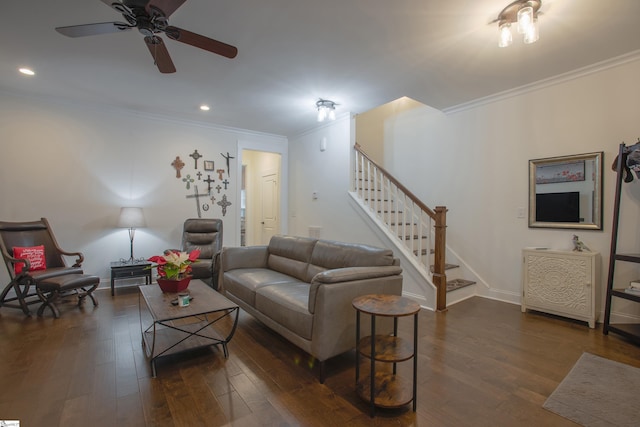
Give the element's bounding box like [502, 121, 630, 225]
[188, 250, 201, 262]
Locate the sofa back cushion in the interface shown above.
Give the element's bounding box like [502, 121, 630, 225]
[267, 235, 317, 281]
[305, 240, 395, 282]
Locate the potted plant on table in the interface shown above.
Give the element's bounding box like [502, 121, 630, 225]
[148, 249, 200, 293]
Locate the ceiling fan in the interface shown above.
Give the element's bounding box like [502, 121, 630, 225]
[55, 0, 238, 73]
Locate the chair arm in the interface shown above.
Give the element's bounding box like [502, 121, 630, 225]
[58, 249, 84, 267]
[1, 252, 30, 278]
[220, 246, 269, 272]
[308, 266, 403, 313]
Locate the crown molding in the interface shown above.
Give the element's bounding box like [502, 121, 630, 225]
[443, 49, 640, 115]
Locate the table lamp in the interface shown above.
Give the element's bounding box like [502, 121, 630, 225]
[117, 207, 147, 263]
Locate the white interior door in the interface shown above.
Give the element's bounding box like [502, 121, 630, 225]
[260, 170, 279, 244]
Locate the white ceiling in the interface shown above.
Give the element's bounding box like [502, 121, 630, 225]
[2, 0, 640, 137]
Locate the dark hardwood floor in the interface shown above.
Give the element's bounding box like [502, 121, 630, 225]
[1, 286, 639, 427]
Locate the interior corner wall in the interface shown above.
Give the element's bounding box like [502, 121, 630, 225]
[288, 115, 379, 242]
[0, 91, 286, 287]
[383, 58, 640, 316]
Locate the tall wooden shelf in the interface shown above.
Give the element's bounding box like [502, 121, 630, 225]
[603, 141, 640, 343]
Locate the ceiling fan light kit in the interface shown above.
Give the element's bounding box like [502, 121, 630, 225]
[496, 0, 541, 47]
[55, 0, 237, 73]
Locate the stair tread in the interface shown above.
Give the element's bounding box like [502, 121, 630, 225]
[430, 263, 459, 272]
[446, 279, 476, 292]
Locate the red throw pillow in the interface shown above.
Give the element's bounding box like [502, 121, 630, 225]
[13, 245, 46, 274]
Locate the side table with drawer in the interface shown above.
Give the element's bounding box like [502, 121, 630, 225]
[110, 260, 152, 296]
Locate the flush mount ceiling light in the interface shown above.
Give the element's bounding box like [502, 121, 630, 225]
[18, 67, 35, 76]
[316, 99, 337, 122]
[496, 0, 541, 47]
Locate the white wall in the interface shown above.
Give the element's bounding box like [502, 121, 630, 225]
[288, 114, 428, 301]
[0, 91, 286, 286]
[379, 57, 640, 318]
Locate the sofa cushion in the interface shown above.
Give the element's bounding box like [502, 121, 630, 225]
[224, 268, 302, 307]
[255, 282, 313, 340]
[305, 240, 395, 282]
[267, 235, 317, 281]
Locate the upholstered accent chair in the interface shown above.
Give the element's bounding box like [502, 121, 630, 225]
[0, 218, 99, 318]
[181, 218, 223, 289]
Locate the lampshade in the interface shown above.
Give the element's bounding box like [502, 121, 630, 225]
[523, 18, 539, 44]
[498, 23, 513, 48]
[117, 207, 147, 228]
[516, 6, 533, 34]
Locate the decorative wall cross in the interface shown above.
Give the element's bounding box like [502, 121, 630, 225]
[222, 179, 229, 190]
[171, 156, 185, 178]
[216, 169, 225, 180]
[186, 185, 202, 218]
[215, 185, 222, 194]
[203, 175, 215, 193]
[217, 194, 232, 216]
[196, 171, 202, 180]
[220, 152, 235, 176]
[190, 149, 203, 169]
[182, 174, 194, 190]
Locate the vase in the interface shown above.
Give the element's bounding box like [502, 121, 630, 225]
[157, 276, 191, 293]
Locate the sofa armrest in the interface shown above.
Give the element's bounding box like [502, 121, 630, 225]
[311, 266, 402, 284]
[309, 273, 403, 362]
[308, 266, 402, 313]
[220, 246, 269, 272]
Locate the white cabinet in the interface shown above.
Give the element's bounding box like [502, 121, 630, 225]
[522, 249, 600, 328]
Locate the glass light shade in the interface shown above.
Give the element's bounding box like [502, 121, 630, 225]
[498, 23, 513, 48]
[328, 108, 336, 121]
[517, 6, 533, 34]
[524, 18, 539, 44]
[117, 207, 147, 228]
[317, 107, 327, 122]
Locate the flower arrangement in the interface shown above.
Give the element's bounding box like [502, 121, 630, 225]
[148, 249, 201, 280]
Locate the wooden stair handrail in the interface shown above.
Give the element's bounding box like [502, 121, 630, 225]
[354, 143, 448, 311]
[355, 143, 438, 219]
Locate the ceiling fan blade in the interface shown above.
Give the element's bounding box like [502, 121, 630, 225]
[55, 22, 131, 37]
[144, 36, 176, 73]
[165, 26, 237, 59]
[145, 0, 187, 18]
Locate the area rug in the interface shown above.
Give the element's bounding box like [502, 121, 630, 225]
[543, 352, 640, 427]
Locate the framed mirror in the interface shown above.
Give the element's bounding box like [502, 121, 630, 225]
[529, 151, 603, 230]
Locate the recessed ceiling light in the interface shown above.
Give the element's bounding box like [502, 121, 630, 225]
[19, 68, 35, 76]
[200, 105, 210, 111]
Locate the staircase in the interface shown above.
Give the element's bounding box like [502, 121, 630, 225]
[351, 144, 475, 311]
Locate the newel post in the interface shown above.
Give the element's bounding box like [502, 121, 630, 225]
[433, 206, 448, 312]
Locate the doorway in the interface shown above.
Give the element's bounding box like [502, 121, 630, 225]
[241, 150, 282, 246]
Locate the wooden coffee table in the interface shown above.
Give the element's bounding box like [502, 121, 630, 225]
[139, 279, 239, 377]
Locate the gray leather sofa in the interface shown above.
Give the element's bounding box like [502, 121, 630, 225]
[220, 235, 403, 382]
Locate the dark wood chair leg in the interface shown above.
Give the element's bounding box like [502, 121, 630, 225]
[319, 360, 326, 384]
[36, 289, 61, 318]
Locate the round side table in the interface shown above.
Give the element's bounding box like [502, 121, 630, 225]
[352, 294, 420, 417]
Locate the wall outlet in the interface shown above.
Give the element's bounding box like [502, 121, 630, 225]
[517, 207, 526, 218]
